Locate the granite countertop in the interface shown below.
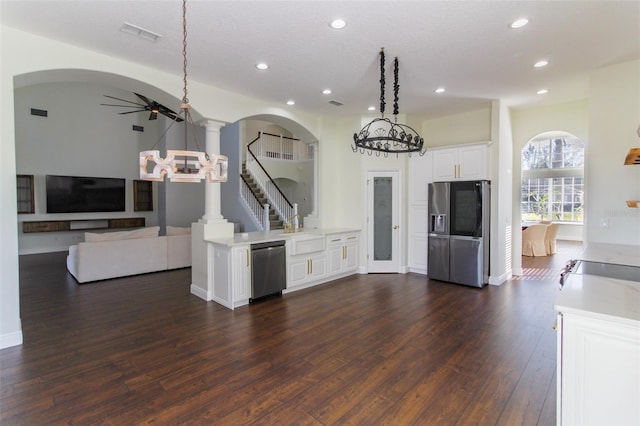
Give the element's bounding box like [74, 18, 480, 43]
[206, 228, 360, 247]
[554, 242, 640, 326]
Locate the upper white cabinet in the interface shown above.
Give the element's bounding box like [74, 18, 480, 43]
[431, 142, 490, 182]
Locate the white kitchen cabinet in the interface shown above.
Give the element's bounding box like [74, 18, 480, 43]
[408, 152, 432, 274]
[288, 253, 326, 288]
[232, 245, 251, 304]
[327, 233, 359, 275]
[212, 243, 251, 309]
[558, 312, 640, 425]
[555, 266, 640, 426]
[431, 142, 490, 182]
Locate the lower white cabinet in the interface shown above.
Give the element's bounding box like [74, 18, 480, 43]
[212, 230, 361, 308]
[288, 253, 326, 288]
[327, 233, 359, 275]
[558, 312, 640, 425]
[232, 245, 251, 303]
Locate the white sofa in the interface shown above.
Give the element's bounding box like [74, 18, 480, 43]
[66, 226, 191, 283]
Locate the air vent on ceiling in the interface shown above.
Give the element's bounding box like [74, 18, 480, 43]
[132, 125, 144, 132]
[328, 100, 344, 107]
[120, 22, 163, 42]
[30, 108, 48, 117]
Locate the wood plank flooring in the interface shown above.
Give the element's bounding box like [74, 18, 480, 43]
[0, 243, 581, 425]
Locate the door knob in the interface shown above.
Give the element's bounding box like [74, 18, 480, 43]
[392, 225, 399, 229]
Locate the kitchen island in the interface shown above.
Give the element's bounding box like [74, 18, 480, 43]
[554, 242, 640, 425]
[199, 228, 360, 310]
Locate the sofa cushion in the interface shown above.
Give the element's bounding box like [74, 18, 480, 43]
[167, 226, 191, 236]
[85, 226, 160, 242]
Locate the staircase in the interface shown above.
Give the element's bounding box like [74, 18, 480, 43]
[241, 163, 284, 230]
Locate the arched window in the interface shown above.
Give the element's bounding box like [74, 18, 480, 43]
[521, 133, 584, 223]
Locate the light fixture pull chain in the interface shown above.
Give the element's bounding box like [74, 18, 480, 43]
[393, 57, 399, 117]
[379, 48, 386, 117]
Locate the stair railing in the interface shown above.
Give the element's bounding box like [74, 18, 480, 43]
[239, 174, 270, 231]
[246, 133, 295, 224]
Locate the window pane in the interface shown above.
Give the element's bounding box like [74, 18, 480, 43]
[521, 136, 584, 223]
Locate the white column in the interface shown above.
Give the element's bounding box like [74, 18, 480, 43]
[202, 120, 225, 222]
[190, 120, 234, 303]
[304, 142, 321, 228]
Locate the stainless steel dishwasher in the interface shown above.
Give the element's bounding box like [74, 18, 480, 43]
[250, 240, 286, 302]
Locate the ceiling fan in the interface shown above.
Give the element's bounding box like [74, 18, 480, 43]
[101, 92, 183, 122]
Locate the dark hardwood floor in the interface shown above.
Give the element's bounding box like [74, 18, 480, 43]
[1, 242, 581, 425]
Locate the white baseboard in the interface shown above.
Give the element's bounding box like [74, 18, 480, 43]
[408, 267, 427, 275]
[0, 329, 23, 349]
[190, 284, 210, 301]
[488, 269, 512, 286]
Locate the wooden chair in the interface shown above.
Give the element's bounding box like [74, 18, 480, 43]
[544, 223, 560, 255]
[522, 223, 548, 256]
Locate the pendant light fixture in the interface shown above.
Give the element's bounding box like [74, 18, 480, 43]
[353, 48, 425, 156]
[139, 0, 228, 183]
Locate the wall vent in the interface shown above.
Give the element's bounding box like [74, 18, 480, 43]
[328, 100, 344, 107]
[132, 125, 144, 132]
[30, 108, 48, 117]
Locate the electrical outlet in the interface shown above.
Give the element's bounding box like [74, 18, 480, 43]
[600, 218, 609, 228]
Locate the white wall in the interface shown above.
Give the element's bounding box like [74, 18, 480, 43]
[587, 59, 640, 245]
[423, 107, 492, 147]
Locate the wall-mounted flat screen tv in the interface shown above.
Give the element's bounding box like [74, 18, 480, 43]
[46, 175, 126, 213]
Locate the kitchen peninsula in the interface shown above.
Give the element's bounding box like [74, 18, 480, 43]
[204, 228, 360, 310]
[554, 242, 640, 425]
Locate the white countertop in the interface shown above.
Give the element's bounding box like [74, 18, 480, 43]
[206, 228, 360, 247]
[555, 242, 640, 326]
[580, 242, 640, 267]
[555, 273, 640, 326]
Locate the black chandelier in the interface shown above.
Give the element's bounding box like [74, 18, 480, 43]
[353, 48, 425, 156]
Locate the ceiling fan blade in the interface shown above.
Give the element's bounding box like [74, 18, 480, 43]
[149, 111, 158, 120]
[118, 110, 147, 115]
[103, 94, 147, 107]
[161, 111, 184, 122]
[100, 103, 142, 108]
[134, 93, 153, 106]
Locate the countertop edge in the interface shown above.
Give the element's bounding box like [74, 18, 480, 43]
[206, 228, 361, 247]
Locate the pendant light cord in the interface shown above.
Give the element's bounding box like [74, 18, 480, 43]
[379, 49, 386, 117]
[182, 0, 189, 105]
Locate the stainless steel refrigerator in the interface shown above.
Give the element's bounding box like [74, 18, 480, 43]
[427, 180, 490, 287]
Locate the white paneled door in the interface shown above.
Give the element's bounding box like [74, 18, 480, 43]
[367, 170, 401, 273]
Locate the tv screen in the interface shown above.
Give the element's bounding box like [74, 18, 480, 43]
[46, 175, 126, 213]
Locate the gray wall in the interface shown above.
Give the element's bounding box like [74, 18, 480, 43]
[14, 81, 203, 253]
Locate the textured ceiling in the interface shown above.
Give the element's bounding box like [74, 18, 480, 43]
[2, 0, 639, 118]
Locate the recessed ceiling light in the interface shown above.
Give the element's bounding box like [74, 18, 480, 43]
[329, 19, 347, 30]
[255, 63, 269, 70]
[286, 100, 295, 106]
[510, 18, 529, 29]
[434, 87, 446, 94]
[368, 106, 375, 111]
[534, 60, 549, 68]
[537, 89, 548, 95]
[322, 89, 332, 95]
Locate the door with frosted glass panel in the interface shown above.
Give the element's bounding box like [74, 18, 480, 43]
[367, 171, 401, 273]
